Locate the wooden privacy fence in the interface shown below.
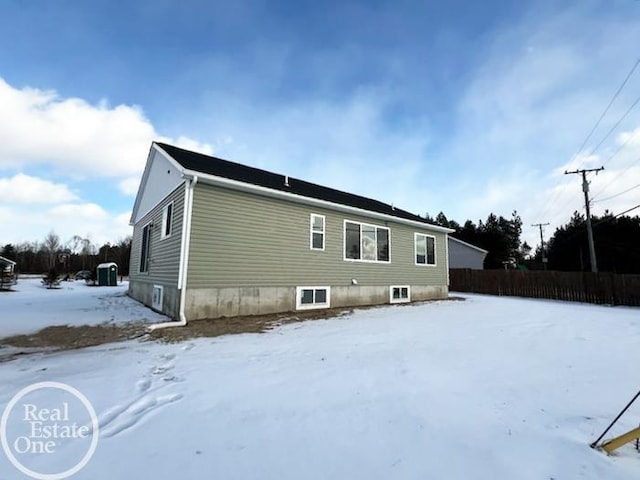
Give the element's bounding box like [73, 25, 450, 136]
[449, 269, 640, 307]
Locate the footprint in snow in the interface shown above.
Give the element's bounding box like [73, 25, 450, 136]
[98, 393, 184, 438]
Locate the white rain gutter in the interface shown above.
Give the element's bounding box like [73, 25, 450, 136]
[148, 175, 198, 331]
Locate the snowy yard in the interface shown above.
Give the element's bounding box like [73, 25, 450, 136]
[1, 283, 640, 479]
[0, 278, 169, 338]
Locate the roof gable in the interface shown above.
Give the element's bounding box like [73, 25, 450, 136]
[156, 142, 443, 228]
[130, 145, 185, 225]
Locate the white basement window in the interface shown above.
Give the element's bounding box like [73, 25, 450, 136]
[296, 286, 331, 310]
[152, 285, 164, 311]
[310, 214, 325, 250]
[390, 285, 410, 303]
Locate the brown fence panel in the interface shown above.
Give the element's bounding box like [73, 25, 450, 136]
[449, 269, 640, 307]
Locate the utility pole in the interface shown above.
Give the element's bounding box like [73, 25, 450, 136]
[564, 166, 604, 273]
[532, 222, 550, 269]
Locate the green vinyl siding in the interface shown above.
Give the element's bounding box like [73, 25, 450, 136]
[129, 183, 185, 287]
[187, 183, 447, 288]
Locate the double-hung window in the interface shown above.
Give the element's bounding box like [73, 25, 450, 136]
[344, 221, 390, 262]
[310, 214, 325, 250]
[415, 233, 436, 266]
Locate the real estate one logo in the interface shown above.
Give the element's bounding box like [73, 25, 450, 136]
[1, 381, 99, 480]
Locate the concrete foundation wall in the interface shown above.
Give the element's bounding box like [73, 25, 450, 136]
[184, 284, 449, 320]
[128, 281, 180, 319]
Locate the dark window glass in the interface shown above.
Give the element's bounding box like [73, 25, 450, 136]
[345, 222, 360, 259]
[315, 289, 327, 304]
[426, 237, 436, 265]
[301, 289, 314, 304]
[140, 225, 151, 272]
[377, 228, 389, 261]
[164, 203, 173, 237]
[312, 232, 323, 249]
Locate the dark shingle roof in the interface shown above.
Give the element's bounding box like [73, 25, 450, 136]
[156, 142, 433, 226]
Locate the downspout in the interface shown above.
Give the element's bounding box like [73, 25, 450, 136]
[445, 233, 450, 292]
[148, 175, 198, 330]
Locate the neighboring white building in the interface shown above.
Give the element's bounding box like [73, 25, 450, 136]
[448, 237, 487, 270]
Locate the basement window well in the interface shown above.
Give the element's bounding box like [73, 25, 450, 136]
[296, 286, 331, 310]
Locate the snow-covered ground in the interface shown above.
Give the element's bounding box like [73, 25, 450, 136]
[0, 278, 169, 337]
[1, 285, 640, 479]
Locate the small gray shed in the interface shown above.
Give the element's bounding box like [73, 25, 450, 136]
[448, 237, 488, 270]
[97, 262, 118, 286]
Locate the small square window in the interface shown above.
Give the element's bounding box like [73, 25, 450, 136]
[390, 286, 410, 303]
[296, 286, 330, 310]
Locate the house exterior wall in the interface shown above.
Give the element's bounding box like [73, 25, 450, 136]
[132, 150, 184, 224]
[448, 239, 486, 270]
[184, 183, 448, 319]
[128, 183, 185, 318]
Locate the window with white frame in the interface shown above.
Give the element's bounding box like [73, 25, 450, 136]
[161, 202, 174, 239]
[296, 286, 331, 310]
[390, 285, 410, 303]
[140, 223, 152, 273]
[415, 233, 436, 265]
[310, 214, 325, 250]
[152, 285, 164, 310]
[344, 221, 390, 262]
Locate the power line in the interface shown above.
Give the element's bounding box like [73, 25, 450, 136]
[592, 183, 640, 204]
[533, 59, 640, 223]
[574, 58, 640, 159]
[585, 93, 640, 158]
[591, 147, 640, 202]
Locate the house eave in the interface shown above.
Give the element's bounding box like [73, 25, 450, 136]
[181, 168, 455, 234]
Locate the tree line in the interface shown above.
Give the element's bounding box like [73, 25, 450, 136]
[536, 211, 640, 274]
[429, 209, 640, 273]
[1, 231, 131, 277]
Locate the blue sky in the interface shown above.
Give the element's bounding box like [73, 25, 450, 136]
[1, 0, 640, 250]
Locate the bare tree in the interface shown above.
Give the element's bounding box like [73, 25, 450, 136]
[66, 235, 84, 255]
[43, 231, 61, 269]
[80, 237, 95, 270]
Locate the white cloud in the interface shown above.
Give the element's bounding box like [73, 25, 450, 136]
[0, 173, 78, 204]
[49, 203, 108, 219]
[430, 5, 640, 249]
[0, 77, 216, 246]
[0, 78, 213, 184]
[118, 177, 142, 196]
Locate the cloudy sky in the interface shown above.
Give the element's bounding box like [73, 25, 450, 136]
[1, 0, 640, 250]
